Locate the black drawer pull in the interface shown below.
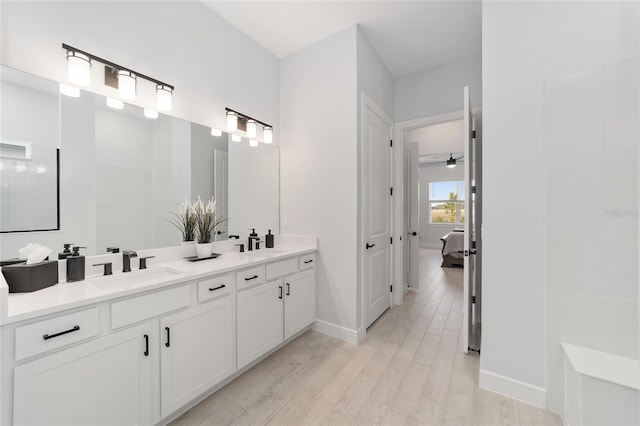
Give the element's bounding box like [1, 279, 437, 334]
[165, 327, 171, 348]
[304, 260, 313, 264]
[286, 283, 291, 296]
[244, 275, 259, 281]
[43, 325, 80, 340]
[209, 284, 226, 292]
[144, 334, 149, 357]
[278, 285, 283, 300]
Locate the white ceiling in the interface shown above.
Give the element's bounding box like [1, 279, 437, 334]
[202, 1, 481, 78]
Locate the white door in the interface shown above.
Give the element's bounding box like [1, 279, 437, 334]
[236, 279, 284, 368]
[160, 297, 233, 418]
[214, 149, 228, 241]
[406, 141, 420, 289]
[462, 86, 479, 353]
[363, 98, 393, 328]
[13, 323, 152, 425]
[284, 270, 316, 339]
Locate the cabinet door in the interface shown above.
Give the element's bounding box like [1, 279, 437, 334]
[237, 279, 283, 369]
[160, 296, 234, 418]
[284, 270, 316, 340]
[13, 323, 152, 426]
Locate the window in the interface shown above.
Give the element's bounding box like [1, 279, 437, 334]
[429, 181, 465, 224]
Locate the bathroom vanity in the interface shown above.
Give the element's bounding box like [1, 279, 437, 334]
[0, 237, 317, 425]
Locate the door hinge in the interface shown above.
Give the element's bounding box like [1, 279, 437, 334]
[390, 139, 393, 147]
[472, 130, 476, 138]
[471, 241, 476, 249]
[472, 296, 476, 304]
[390, 285, 393, 292]
[472, 185, 476, 193]
[390, 237, 393, 244]
[390, 187, 393, 196]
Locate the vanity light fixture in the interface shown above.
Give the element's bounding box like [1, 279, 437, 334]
[144, 108, 158, 119]
[62, 44, 175, 111]
[35, 165, 47, 174]
[225, 107, 274, 144]
[59, 83, 80, 98]
[231, 134, 242, 142]
[15, 162, 26, 173]
[226, 111, 238, 132]
[106, 97, 124, 110]
[246, 119, 257, 138]
[118, 70, 137, 100]
[249, 139, 259, 147]
[446, 153, 457, 168]
[263, 126, 273, 144]
[211, 128, 222, 137]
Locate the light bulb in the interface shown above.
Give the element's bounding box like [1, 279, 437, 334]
[211, 128, 222, 137]
[246, 119, 257, 138]
[16, 162, 26, 172]
[118, 70, 136, 100]
[227, 111, 238, 132]
[59, 83, 80, 97]
[263, 126, 273, 144]
[144, 108, 158, 119]
[106, 97, 124, 109]
[232, 134, 241, 142]
[36, 165, 47, 174]
[156, 85, 172, 111]
[66, 51, 91, 86]
[249, 139, 259, 147]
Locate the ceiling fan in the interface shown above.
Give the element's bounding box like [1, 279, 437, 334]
[418, 152, 464, 168]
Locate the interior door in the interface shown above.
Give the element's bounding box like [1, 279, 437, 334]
[363, 99, 393, 328]
[462, 86, 478, 353]
[214, 149, 228, 241]
[406, 142, 420, 289]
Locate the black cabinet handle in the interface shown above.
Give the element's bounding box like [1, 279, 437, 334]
[43, 325, 80, 340]
[366, 243, 375, 249]
[244, 275, 259, 281]
[278, 286, 283, 300]
[144, 334, 149, 357]
[304, 260, 313, 264]
[209, 284, 226, 292]
[286, 283, 291, 296]
[165, 327, 171, 348]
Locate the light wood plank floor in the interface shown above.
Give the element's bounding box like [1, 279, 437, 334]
[171, 249, 562, 426]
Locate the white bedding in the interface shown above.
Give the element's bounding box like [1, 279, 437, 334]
[442, 230, 464, 256]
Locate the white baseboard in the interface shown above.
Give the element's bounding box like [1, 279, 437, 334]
[479, 369, 547, 409]
[312, 320, 365, 344]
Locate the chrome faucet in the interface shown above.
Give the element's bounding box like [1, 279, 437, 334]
[122, 250, 137, 272]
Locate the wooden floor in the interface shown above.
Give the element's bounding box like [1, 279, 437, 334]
[171, 249, 562, 426]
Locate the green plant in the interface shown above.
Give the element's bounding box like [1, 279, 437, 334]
[168, 199, 197, 242]
[193, 196, 227, 243]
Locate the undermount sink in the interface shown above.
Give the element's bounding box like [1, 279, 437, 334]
[89, 267, 184, 287]
[242, 248, 287, 259]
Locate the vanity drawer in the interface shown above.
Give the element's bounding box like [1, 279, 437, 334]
[111, 285, 191, 329]
[197, 273, 233, 302]
[299, 254, 316, 270]
[15, 308, 99, 361]
[236, 265, 266, 291]
[266, 257, 298, 280]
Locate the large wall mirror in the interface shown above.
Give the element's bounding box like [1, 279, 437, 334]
[0, 65, 279, 257]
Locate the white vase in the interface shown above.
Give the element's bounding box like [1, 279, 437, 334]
[195, 242, 213, 258]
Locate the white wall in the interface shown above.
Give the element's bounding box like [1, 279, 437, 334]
[395, 53, 482, 122]
[482, 1, 639, 412]
[0, 0, 279, 142]
[280, 26, 359, 333]
[418, 163, 464, 247]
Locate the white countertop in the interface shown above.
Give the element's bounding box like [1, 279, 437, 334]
[562, 343, 640, 391]
[1, 238, 317, 325]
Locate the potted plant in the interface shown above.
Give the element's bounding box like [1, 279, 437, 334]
[193, 196, 226, 257]
[169, 199, 197, 244]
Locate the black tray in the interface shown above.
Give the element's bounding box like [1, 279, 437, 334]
[183, 253, 222, 262]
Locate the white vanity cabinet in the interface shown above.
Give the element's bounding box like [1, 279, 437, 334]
[284, 269, 316, 340]
[160, 293, 234, 418]
[13, 323, 153, 426]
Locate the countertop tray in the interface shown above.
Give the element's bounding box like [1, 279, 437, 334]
[183, 253, 222, 262]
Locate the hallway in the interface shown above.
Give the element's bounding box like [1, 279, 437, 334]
[172, 249, 561, 425]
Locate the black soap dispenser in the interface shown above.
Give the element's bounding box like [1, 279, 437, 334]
[66, 246, 86, 282]
[58, 243, 75, 260]
[265, 229, 274, 248]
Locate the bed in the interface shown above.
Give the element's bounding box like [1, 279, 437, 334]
[441, 228, 464, 268]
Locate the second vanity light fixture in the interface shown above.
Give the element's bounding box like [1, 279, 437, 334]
[63, 43, 175, 112]
[225, 107, 273, 145]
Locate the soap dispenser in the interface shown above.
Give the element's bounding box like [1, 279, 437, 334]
[66, 246, 87, 282]
[265, 230, 274, 248]
[58, 243, 74, 260]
